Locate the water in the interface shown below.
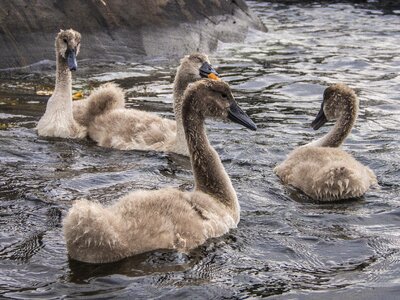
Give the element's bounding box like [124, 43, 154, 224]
[1, 1, 400, 299]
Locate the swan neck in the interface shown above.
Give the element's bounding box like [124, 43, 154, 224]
[313, 111, 356, 147]
[173, 74, 191, 119]
[173, 74, 193, 150]
[54, 52, 72, 102]
[173, 94, 186, 147]
[182, 96, 239, 218]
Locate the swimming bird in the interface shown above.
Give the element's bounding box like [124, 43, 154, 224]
[87, 53, 220, 155]
[36, 29, 124, 138]
[274, 83, 377, 201]
[63, 79, 257, 263]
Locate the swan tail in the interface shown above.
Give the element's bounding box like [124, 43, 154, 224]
[63, 199, 125, 263]
[85, 82, 125, 122]
[367, 167, 378, 186]
[312, 165, 370, 201]
[274, 163, 289, 183]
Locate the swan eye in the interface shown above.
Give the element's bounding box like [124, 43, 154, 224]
[63, 38, 68, 44]
[194, 57, 202, 63]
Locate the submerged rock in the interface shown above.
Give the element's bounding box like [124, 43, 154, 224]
[0, 0, 266, 70]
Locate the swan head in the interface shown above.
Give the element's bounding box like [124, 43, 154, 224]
[177, 53, 220, 83]
[56, 29, 81, 71]
[184, 79, 257, 131]
[311, 83, 358, 130]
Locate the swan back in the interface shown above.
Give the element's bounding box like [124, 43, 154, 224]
[275, 146, 377, 201]
[73, 83, 125, 127]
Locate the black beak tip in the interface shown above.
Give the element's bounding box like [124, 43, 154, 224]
[248, 122, 257, 131]
[310, 108, 327, 130]
[227, 103, 257, 131]
[310, 119, 318, 130]
[66, 49, 78, 72]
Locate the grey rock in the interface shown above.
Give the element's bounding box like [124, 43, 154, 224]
[0, 0, 267, 70]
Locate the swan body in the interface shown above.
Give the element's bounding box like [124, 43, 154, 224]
[88, 108, 177, 152]
[73, 82, 125, 128]
[63, 79, 257, 263]
[275, 146, 376, 200]
[274, 83, 377, 201]
[36, 29, 124, 139]
[87, 53, 220, 155]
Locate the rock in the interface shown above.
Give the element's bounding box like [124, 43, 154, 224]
[0, 0, 267, 70]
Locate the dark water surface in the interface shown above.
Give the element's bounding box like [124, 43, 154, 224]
[1, 1, 400, 299]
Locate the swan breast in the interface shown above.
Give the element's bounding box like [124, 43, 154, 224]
[274, 146, 377, 201]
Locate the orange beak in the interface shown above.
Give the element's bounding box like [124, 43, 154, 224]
[208, 73, 220, 81]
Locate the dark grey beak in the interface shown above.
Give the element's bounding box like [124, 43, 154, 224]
[311, 104, 328, 130]
[228, 102, 257, 131]
[66, 48, 77, 71]
[199, 62, 220, 79]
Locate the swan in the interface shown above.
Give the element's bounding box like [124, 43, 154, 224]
[63, 79, 257, 263]
[87, 53, 220, 155]
[274, 83, 377, 201]
[36, 29, 124, 138]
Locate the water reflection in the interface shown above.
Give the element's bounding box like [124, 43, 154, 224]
[66, 251, 194, 283]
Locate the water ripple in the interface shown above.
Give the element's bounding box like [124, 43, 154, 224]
[1, 1, 400, 299]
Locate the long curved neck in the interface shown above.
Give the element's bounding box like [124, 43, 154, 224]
[309, 110, 357, 148]
[50, 51, 72, 112]
[182, 96, 239, 219]
[173, 74, 193, 148]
